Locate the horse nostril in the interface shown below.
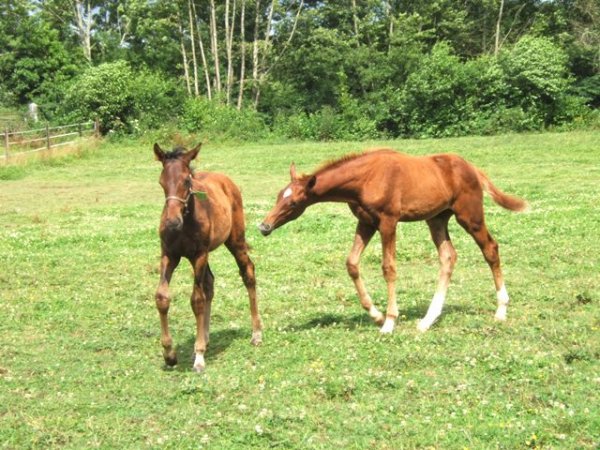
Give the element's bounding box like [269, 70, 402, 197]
[166, 217, 183, 231]
[258, 223, 272, 236]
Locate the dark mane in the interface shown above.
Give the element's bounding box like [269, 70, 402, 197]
[163, 146, 188, 160]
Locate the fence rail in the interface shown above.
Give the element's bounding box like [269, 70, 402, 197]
[2, 121, 98, 160]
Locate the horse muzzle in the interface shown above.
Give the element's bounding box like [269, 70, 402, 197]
[165, 216, 184, 231]
[258, 222, 273, 236]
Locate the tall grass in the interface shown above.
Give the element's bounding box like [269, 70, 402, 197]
[0, 132, 598, 448]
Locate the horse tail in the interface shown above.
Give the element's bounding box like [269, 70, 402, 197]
[476, 168, 529, 212]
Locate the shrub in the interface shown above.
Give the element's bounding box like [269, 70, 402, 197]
[181, 98, 269, 141]
[130, 71, 185, 132]
[61, 62, 185, 135]
[500, 36, 571, 126]
[62, 61, 135, 134]
[394, 42, 472, 137]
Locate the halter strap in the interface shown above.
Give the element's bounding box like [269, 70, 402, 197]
[164, 174, 196, 214]
[165, 195, 189, 204]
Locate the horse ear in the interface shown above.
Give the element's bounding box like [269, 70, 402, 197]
[186, 143, 202, 162]
[290, 163, 297, 181]
[153, 143, 165, 162]
[306, 175, 317, 191]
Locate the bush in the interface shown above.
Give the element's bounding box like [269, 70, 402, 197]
[393, 42, 472, 137]
[500, 36, 571, 125]
[62, 61, 135, 134]
[130, 71, 185, 132]
[61, 62, 184, 135]
[181, 98, 269, 141]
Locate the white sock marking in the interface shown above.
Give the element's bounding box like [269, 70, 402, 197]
[193, 353, 206, 371]
[380, 317, 395, 334]
[418, 291, 446, 332]
[369, 305, 383, 321]
[495, 284, 509, 321]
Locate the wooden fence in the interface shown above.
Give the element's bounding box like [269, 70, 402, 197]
[2, 120, 99, 160]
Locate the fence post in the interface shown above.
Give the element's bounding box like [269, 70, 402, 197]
[46, 123, 50, 150]
[94, 119, 100, 138]
[4, 130, 8, 160]
[78, 122, 82, 137]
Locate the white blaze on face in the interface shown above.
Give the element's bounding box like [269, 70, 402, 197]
[283, 187, 293, 199]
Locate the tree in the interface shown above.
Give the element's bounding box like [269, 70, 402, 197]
[0, 1, 79, 108]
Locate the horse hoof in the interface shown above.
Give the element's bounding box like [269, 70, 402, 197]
[379, 318, 395, 334]
[374, 315, 385, 326]
[193, 364, 205, 373]
[251, 331, 263, 346]
[416, 320, 430, 333]
[494, 313, 507, 322]
[164, 353, 178, 367]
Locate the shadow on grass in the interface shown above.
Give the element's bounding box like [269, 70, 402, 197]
[165, 327, 245, 372]
[287, 302, 475, 332]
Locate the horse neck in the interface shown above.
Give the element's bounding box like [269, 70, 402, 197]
[309, 163, 364, 204]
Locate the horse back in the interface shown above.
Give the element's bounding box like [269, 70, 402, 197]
[362, 151, 482, 220]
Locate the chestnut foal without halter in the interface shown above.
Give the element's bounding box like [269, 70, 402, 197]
[154, 143, 262, 371]
[259, 149, 527, 333]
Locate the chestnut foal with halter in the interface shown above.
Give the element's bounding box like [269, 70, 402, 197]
[259, 149, 527, 333]
[154, 143, 262, 371]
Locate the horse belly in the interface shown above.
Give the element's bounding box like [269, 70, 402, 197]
[397, 183, 452, 221]
[207, 201, 233, 250]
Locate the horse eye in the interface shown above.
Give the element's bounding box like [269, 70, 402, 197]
[290, 200, 297, 208]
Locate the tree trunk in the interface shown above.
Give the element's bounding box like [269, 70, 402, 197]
[251, 0, 261, 107]
[494, 0, 505, 56]
[178, 12, 192, 96]
[237, 0, 246, 109]
[191, 0, 212, 100]
[209, 0, 222, 94]
[254, 0, 275, 108]
[73, 0, 93, 62]
[225, 0, 237, 105]
[352, 0, 359, 39]
[188, 0, 199, 96]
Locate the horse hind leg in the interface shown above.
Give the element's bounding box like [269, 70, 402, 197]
[203, 264, 215, 347]
[346, 222, 384, 325]
[418, 211, 457, 332]
[455, 204, 510, 322]
[226, 238, 263, 346]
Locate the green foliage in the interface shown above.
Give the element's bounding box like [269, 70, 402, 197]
[63, 61, 136, 133]
[181, 98, 269, 141]
[129, 70, 185, 132]
[394, 42, 472, 137]
[0, 5, 79, 109]
[500, 36, 571, 126]
[62, 62, 183, 134]
[1, 2, 599, 139]
[571, 74, 600, 107]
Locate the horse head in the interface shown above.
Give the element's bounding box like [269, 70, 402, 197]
[154, 143, 201, 231]
[259, 163, 316, 236]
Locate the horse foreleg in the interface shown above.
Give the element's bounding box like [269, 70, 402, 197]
[379, 217, 399, 334]
[418, 213, 456, 332]
[155, 253, 180, 366]
[191, 254, 210, 372]
[227, 241, 263, 346]
[346, 222, 383, 325]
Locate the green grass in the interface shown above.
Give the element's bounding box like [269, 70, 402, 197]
[1, 132, 599, 449]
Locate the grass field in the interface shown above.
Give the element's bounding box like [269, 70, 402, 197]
[1, 132, 598, 449]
